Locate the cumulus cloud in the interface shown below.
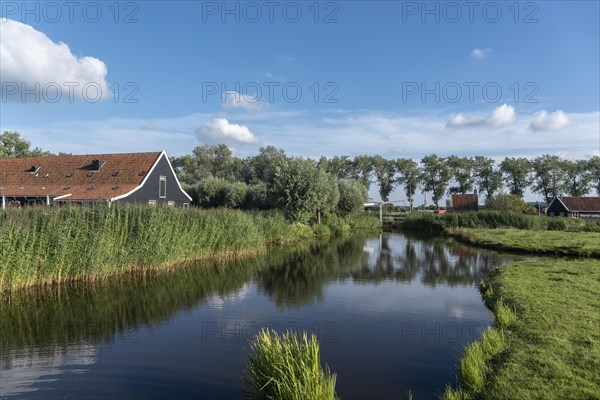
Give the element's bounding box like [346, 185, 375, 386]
[0, 19, 109, 102]
[196, 118, 260, 145]
[222, 91, 265, 111]
[471, 48, 491, 59]
[446, 104, 516, 129]
[529, 110, 569, 131]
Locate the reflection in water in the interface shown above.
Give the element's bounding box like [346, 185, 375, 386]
[0, 233, 520, 399]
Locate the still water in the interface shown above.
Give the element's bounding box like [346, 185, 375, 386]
[0, 233, 521, 399]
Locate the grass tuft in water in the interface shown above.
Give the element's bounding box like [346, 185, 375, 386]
[246, 328, 338, 400]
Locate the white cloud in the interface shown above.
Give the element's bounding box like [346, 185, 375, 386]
[222, 91, 265, 111]
[196, 118, 260, 145]
[446, 104, 516, 129]
[471, 48, 491, 59]
[0, 19, 109, 102]
[529, 110, 569, 131]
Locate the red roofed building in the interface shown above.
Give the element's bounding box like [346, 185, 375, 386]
[0, 151, 192, 208]
[546, 196, 600, 220]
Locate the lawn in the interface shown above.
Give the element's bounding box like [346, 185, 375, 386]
[474, 259, 600, 399]
[452, 228, 600, 257]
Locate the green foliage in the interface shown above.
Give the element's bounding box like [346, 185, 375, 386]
[500, 157, 532, 197]
[420, 154, 452, 208]
[563, 159, 592, 196]
[447, 155, 474, 194]
[0, 131, 53, 158]
[485, 194, 537, 215]
[588, 155, 600, 196]
[473, 156, 503, 202]
[336, 179, 368, 215]
[372, 156, 396, 201]
[531, 154, 568, 204]
[246, 329, 338, 400]
[395, 158, 419, 209]
[272, 158, 339, 223]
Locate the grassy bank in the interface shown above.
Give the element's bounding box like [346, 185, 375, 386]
[399, 211, 600, 234]
[445, 259, 600, 399]
[452, 228, 600, 257]
[0, 206, 380, 292]
[246, 329, 338, 400]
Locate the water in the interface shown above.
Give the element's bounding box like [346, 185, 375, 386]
[0, 233, 521, 399]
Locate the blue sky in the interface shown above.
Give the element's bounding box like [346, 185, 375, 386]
[1, 1, 599, 200]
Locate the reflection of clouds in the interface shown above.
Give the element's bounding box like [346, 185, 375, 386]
[206, 284, 251, 310]
[1, 343, 98, 397]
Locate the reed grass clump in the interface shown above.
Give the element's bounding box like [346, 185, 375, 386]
[246, 329, 337, 400]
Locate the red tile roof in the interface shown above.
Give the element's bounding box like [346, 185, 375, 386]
[0, 152, 162, 201]
[558, 196, 600, 212]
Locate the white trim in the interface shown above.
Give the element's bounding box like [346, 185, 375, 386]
[163, 151, 193, 201]
[159, 175, 167, 198]
[555, 196, 570, 212]
[53, 193, 72, 201]
[110, 151, 192, 202]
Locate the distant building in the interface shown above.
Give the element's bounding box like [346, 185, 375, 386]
[546, 196, 600, 220]
[0, 151, 192, 208]
[447, 194, 478, 212]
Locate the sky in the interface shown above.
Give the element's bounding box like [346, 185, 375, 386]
[1, 1, 599, 201]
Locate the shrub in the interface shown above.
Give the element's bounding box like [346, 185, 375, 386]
[485, 194, 537, 215]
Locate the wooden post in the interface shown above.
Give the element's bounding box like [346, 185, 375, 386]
[1, 195, 5, 210]
[46, 195, 50, 206]
[379, 203, 383, 224]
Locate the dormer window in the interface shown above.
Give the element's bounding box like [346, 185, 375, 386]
[91, 159, 105, 171]
[27, 166, 40, 173]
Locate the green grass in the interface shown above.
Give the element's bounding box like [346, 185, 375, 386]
[452, 228, 600, 257]
[246, 329, 338, 400]
[445, 259, 600, 400]
[0, 206, 380, 292]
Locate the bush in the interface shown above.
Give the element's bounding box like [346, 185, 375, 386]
[336, 179, 368, 215]
[485, 194, 537, 215]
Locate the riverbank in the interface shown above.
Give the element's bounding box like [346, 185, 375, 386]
[445, 258, 600, 400]
[408, 213, 600, 399]
[0, 206, 380, 292]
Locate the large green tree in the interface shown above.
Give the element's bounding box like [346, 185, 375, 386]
[531, 154, 567, 204]
[349, 155, 373, 190]
[473, 156, 503, 202]
[271, 158, 339, 223]
[395, 158, 420, 210]
[420, 154, 451, 209]
[588, 156, 600, 196]
[447, 155, 474, 194]
[563, 159, 592, 196]
[337, 179, 368, 215]
[372, 156, 396, 202]
[500, 157, 532, 198]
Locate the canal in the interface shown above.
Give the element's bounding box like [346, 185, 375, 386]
[0, 232, 522, 399]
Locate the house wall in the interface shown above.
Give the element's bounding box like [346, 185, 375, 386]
[117, 155, 191, 206]
[546, 200, 568, 217]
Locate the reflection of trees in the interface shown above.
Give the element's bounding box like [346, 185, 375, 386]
[0, 246, 311, 367]
[1, 232, 518, 367]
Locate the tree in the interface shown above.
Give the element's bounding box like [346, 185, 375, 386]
[271, 158, 339, 223]
[485, 194, 537, 215]
[563, 159, 592, 196]
[349, 155, 373, 190]
[447, 155, 474, 194]
[337, 179, 368, 215]
[473, 156, 503, 202]
[245, 146, 287, 184]
[589, 156, 600, 196]
[173, 144, 237, 185]
[395, 158, 419, 210]
[420, 154, 451, 209]
[500, 157, 532, 198]
[372, 156, 396, 201]
[319, 155, 353, 180]
[0, 131, 52, 158]
[531, 154, 567, 204]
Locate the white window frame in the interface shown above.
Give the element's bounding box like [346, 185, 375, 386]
[183, 203, 190, 209]
[148, 199, 157, 206]
[159, 175, 167, 198]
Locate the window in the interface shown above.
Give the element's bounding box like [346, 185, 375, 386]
[159, 176, 166, 198]
[183, 203, 190, 209]
[148, 200, 157, 206]
[167, 201, 175, 207]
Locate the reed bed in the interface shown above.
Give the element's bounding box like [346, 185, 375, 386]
[0, 206, 380, 292]
[246, 329, 338, 400]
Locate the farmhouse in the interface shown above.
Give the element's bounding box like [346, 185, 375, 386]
[0, 151, 192, 208]
[546, 196, 600, 220]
